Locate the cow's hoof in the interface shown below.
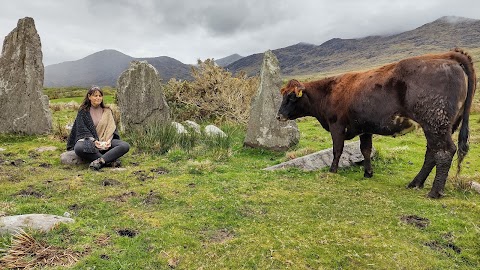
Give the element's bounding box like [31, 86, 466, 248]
[427, 190, 444, 199]
[329, 167, 337, 173]
[407, 180, 423, 189]
[364, 171, 373, 178]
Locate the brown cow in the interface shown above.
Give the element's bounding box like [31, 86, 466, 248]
[277, 48, 476, 198]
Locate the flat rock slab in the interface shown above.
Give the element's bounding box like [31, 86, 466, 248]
[0, 214, 74, 234]
[264, 141, 376, 171]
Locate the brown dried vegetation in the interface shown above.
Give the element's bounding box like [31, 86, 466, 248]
[0, 230, 80, 269]
[164, 59, 259, 124]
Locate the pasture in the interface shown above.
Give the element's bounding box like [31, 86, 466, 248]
[0, 91, 479, 269]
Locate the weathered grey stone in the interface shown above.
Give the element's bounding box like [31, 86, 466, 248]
[117, 60, 170, 132]
[244, 50, 299, 151]
[60, 150, 86, 165]
[183, 120, 201, 134]
[0, 17, 52, 134]
[0, 214, 74, 234]
[205, 125, 226, 137]
[471, 181, 480, 194]
[264, 141, 376, 171]
[172, 121, 187, 134]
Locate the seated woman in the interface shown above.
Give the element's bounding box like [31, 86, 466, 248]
[67, 86, 129, 170]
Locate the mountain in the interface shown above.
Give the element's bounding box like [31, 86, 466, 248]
[44, 50, 192, 87]
[215, 54, 243, 67]
[226, 16, 480, 77]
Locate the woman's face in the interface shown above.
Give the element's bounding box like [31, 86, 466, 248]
[88, 90, 103, 107]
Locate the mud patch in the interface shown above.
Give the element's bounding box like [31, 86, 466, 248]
[143, 190, 163, 205]
[15, 186, 44, 198]
[400, 215, 430, 228]
[150, 167, 169, 175]
[425, 240, 461, 255]
[132, 170, 154, 181]
[39, 162, 52, 168]
[101, 178, 122, 186]
[106, 191, 137, 202]
[117, 229, 138, 238]
[10, 159, 25, 166]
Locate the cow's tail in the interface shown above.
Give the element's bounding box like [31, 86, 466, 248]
[451, 48, 476, 175]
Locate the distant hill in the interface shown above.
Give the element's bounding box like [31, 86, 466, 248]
[45, 16, 480, 87]
[215, 54, 243, 67]
[44, 50, 192, 87]
[227, 16, 480, 77]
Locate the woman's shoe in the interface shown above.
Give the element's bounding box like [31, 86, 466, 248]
[89, 158, 105, 170]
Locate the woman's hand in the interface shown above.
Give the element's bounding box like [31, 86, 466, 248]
[95, 140, 110, 150]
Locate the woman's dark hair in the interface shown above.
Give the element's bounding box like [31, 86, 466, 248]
[79, 85, 107, 111]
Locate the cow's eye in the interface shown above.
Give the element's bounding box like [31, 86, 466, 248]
[288, 95, 297, 102]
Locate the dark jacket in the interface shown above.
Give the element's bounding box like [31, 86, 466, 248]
[66, 108, 120, 152]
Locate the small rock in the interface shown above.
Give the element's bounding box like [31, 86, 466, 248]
[471, 181, 480, 194]
[63, 212, 71, 218]
[0, 148, 5, 151]
[183, 120, 201, 134]
[204, 125, 226, 137]
[172, 121, 187, 134]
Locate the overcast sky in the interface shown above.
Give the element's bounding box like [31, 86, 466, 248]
[1, 0, 479, 66]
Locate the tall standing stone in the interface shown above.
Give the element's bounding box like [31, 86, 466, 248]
[0, 17, 52, 134]
[244, 50, 299, 151]
[116, 61, 170, 131]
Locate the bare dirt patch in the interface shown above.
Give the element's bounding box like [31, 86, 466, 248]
[400, 215, 430, 229]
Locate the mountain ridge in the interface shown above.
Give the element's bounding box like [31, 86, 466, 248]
[226, 16, 480, 77]
[44, 16, 480, 87]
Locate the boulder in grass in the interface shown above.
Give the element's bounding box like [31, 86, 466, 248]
[60, 150, 87, 165]
[0, 214, 74, 235]
[204, 125, 226, 137]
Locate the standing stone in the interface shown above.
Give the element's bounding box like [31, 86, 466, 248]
[0, 17, 52, 134]
[116, 61, 170, 132]
[244, 50, 299, 151]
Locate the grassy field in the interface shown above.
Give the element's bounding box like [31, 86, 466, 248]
[0, 91, 479, 269]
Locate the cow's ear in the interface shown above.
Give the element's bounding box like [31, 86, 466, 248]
[294, 86, 303, 97]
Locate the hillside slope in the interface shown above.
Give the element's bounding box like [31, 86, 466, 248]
[227, 16, 480, 77]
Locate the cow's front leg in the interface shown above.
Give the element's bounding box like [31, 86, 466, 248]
[329, 125, 345, 173]
[360, 133, 373, 178]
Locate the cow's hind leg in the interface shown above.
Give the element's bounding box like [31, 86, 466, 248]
[407, 147, 435, 189]
[360, 134, 373, 178]
[425, 132, 456, 198]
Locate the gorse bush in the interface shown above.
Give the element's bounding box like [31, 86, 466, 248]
[164, 59, 259, 124]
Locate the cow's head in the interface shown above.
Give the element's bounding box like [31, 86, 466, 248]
[277, 79, 307, 121]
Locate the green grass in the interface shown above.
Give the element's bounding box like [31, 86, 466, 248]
[0, 108, 479, 269]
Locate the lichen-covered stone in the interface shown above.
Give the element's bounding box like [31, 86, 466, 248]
[116, 61, 170, 132]
[244, 50, 299, 151]
[0, 17, 52, 134]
